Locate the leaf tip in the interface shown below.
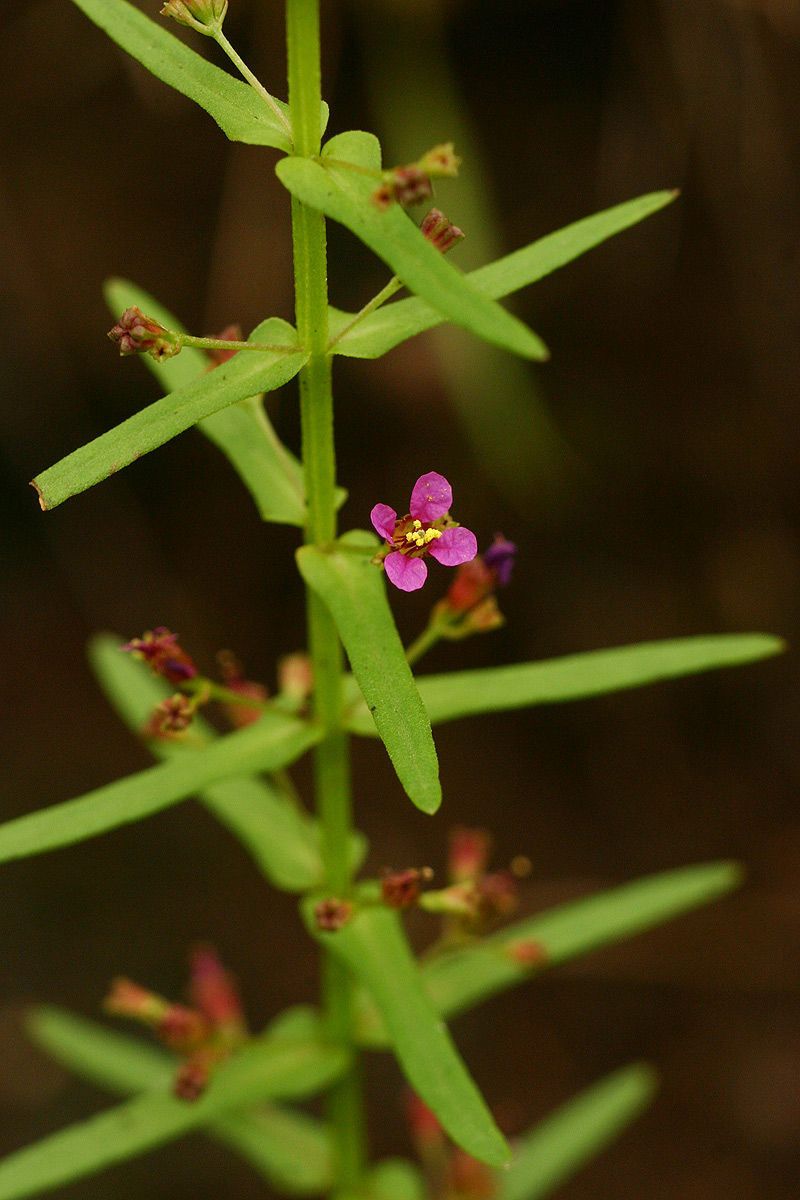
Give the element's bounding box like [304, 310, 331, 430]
[30, 478, 48, 512]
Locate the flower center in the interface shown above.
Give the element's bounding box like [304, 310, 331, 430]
[404, 518, 443, 550]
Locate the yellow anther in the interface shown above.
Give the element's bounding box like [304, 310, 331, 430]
[412, 519, 422, 530]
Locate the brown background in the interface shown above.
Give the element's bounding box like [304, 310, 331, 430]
[0, 0, 799, 1196]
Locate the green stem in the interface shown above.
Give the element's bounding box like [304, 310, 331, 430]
[327, 275, 403, 352]
[405, 623, 443, 666]
[287, 0, 365, 1192]
[179, 334, 296, 354]
[214, 29, 294, 142]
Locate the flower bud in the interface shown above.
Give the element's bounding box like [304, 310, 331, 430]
[448, 1149, 497, 1200]
[420, 209, 465, 255]
[406, 1092, 444, 1149]
[476, 871, 518, 923]
[157, 1005, 210, 1052]
[206, 323, 243, 367]
[104, 977, 169, 1025]
[189, 944, 246, 1039]
[217, 651, 268, 729]
[314, 897, 354, 931]
[108, 307, 181, 361]
[373, 164, 433, 210]
[483, 534, 517, 588]
[448, 827, 491, 884]
[505, 939, 547, 968]
[173, 1052, 214, 1102]
[381, 866, 433, 910]
[278, 652, 314, 706]
[161, 0, 228, 35]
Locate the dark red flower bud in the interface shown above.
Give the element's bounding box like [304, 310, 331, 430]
[448, 1149, 497, 1200]
[217, 651, 268, 729]
[108, 307, 181, 361]
[443, 558, 495, 614]
[420, 209, 465, 255]
[314, 897, 354, 932]
[381, 866, 434, 910]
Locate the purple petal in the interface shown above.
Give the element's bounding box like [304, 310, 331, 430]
[370, 503, 398, 543]
[429, 526, 478, 567]
[410, 472, 453, 523]
[384, 552, 428, 592]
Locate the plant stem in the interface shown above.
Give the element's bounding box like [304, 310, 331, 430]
[179, 334, 297, 354]
[286, 0, 365, 1192]
[327, 275, 403, 352]
[405, 623, 443, 666]
[214, 29, 294, 142]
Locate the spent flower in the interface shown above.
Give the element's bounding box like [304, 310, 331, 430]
[107, 307, 181, 361]
[381, 866, 434, 910]
[420, 208, 465, 254]
[122, 626, 198, 684]
[371, 471, 477, 593]
[372, 143, 461, 210]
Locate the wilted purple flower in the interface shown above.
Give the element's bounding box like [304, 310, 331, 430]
[370, 471, 478, 593]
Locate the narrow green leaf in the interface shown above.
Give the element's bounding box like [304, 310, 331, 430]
[103, 279, 315, 525]
[88, 633, 365, 889]
[28, 1006, 172, 1095]
[0, 1024, 346, 1200]
[330, 191, 677, 359]
[346, 634, 785, 734]
[27, 1006, 332, 1195]
[0, 709, 321, 866]
[297, 532, 440, 814]
[367, 1159, 426, 1200]
[501, 1064, 657, 1200]
[355, 862, 742, 1045]
[304, 900, 509, 1168]
[69, 0, 297, 150]
[276, 132, 547, 361]
[32, 319, 307, 512]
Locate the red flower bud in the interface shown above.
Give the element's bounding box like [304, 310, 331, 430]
[406, 1092, 444, 1148]
[278, 652, 314, 705]
[157, 1005, 210, 1052]
[217, 651, 268, 729]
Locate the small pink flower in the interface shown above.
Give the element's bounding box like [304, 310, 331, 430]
[370, 471, 478, 592]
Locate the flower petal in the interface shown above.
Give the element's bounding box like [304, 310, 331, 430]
[429, 526, 478, 568]
[410, 472, 453, 523]
[370, 503, 398, 542]
[384, 552, 428, 592]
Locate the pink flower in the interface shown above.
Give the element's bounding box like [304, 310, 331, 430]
[370, 471, 478, 592]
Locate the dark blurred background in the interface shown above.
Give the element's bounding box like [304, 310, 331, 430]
[1, 0, 799, 1195]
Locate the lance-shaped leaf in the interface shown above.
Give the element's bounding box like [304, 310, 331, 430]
[103, 279, 334, 526]
[0, 709, 321, 866]
[69, 0, 304, 152]
[32, 319, 306, 512]
[276, 132, 547, 361]
[303, 899, 509, 1168]
[88, 633, 367, 891]
[355, 862, 741, 1046]
[297, 532, 440, 814]
[500, 1063, 657, 1200]
[346, 634, 784, 734]
[330, 191, 677, 359]
[28, 1006, 332, 1194]
[0, 1020, 346, 1200]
